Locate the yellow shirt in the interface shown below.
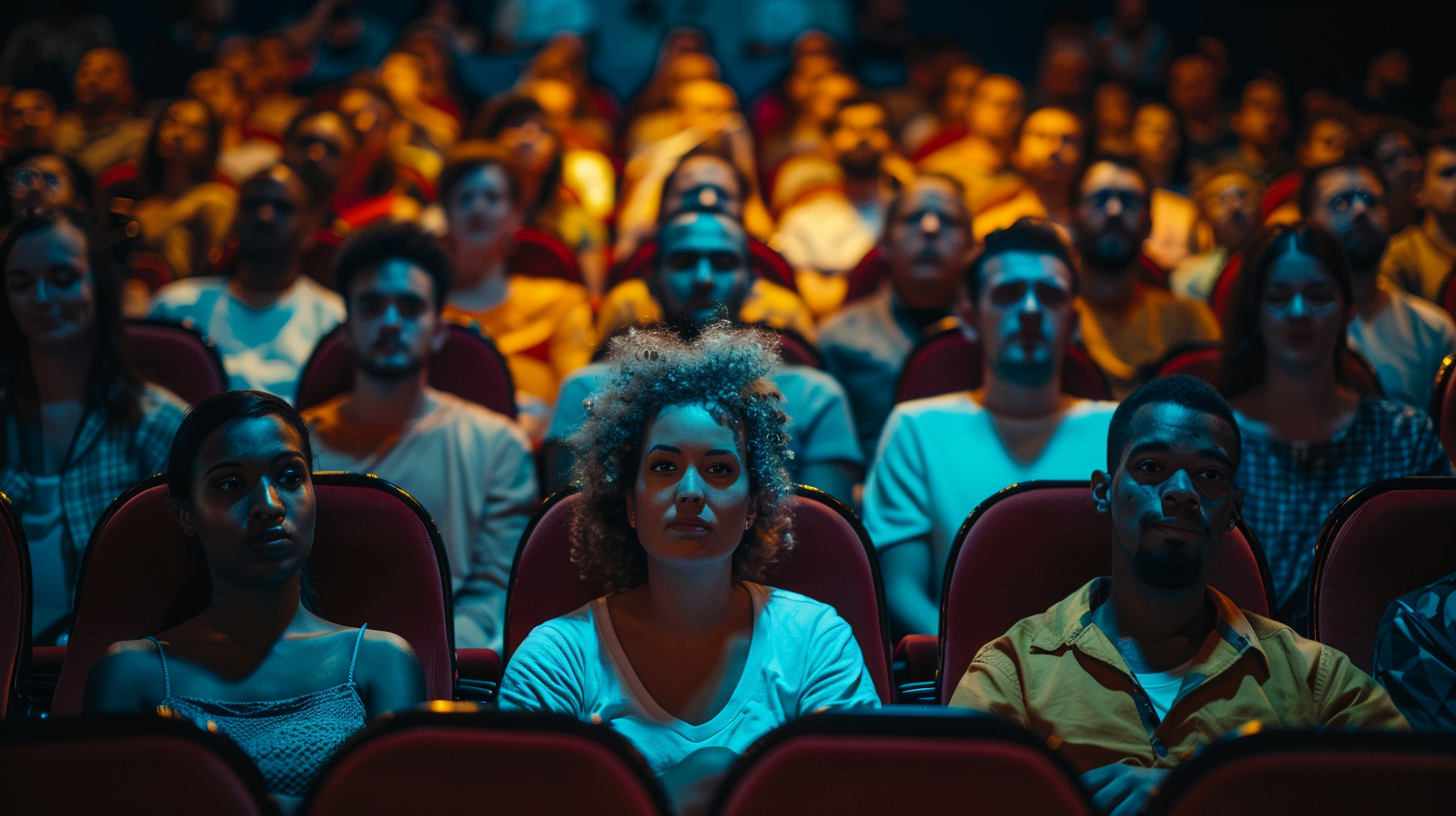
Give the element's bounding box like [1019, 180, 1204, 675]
[445, 275, 595, 405]
[950, 578, 1408, 774]
[1076, 286, 1221, 399]
[916, 139, 1024, 215]
[595, 278, 818, 343]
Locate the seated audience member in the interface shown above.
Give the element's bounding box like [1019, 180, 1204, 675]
[84, 390, 425, 814]
[1, 209, 187, 644]
[1374, 569, 1456, 731]
[502, 324, 880, 815]
[304, 220, 537, 651]
[331, 83, 428, 225]
[1302, 159, 1456, 409]
[918, 74, 1026, 215]
[437, 143, 594, 424]
[819, 174, 972, 458]
[3, 88, 59, 156]
[1219, 224, 1451, 630]
[50, 47, 150, 179]
[1073, 157, 1221, 398]
[377, 50, 459, 152]
[900, 59, 984, 156]
[761, 70, 861, 176]
[1381, 139, 1456, 303]
[245, 33, 309, 140]
[552, 210, 861, 503]
[1367, 123, 1422, 234]
[1262, 112, 1356, 226]
[149, 164, 344, 399]
[1090, 82, 1133, 157]
[1132, 102, 1200, 271]
[1169, 163, 1261, 302]
[974, 106, 1085, 239]
[1093, 0, 1168, 92]
[1, 147, 95, 223]
[864, 218, 1116, 637]
[950, 374, 1407, 815]
[187, 66, 282, 185]
[1217, 77, 1291, 187]
[281, 108, 361, 229]
[1167, 53, 1235, 175]
[111, 97, 237, 279]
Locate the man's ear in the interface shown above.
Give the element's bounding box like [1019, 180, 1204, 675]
[1225, 486, 1245, 532]
[171, 498, 197, 539]
[1091, 470, 1112, 513]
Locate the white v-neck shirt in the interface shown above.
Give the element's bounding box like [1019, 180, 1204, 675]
[499, 583, 880, 775]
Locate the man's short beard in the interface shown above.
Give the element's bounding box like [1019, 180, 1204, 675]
[1129, 549, 1204, 590]
[839, 152, 881, 180]
[992, 355, 1055, 387]
[1080, 226, 1140, 272]
[1340, 226, 1388, 272]
[359, 356, 425, 382]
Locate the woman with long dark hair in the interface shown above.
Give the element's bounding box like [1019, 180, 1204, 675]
[1217, 223, 1451, 632]
[1, 208, 186, 643]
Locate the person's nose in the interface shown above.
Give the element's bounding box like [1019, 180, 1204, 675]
[379, 301, 404, 329]
[919, 211, 943, 236]
[251, 480, 286, 523]
[1104, 195, 1124, 217]
[1161, 469, 1201, 508]
[676, 466, 705, 505]
[1288, 292, 1310, 318]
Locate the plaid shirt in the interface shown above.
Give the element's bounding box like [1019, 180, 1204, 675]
[2, 385, 185, 587]
[1235, 397, 1452, 631]
[1374, 570, 1456, 732]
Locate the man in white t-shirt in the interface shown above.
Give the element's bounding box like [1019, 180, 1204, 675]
[149, 163, 344, 400]
[301, 220, 537, 651]
[863, 217, 1118, 637]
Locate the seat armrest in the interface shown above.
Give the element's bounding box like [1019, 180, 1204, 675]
[894, 635, 939, 683]
[456, 648, 501, 703]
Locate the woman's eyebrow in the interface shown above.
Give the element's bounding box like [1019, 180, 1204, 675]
[705, 449, 736, 457]
[647, 444, 682, 454]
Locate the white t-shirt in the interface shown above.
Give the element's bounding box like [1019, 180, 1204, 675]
[499, 583, 880, 780]
[862, 393, 1118, 603]
[1346, 278, 1456, 410]
[1134, 659, 1193, 721]
[148, 275, 345, 401]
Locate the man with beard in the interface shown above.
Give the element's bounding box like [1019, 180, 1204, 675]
[547, 210, 862, 503]
[303, 220, 536, 651]
[1302, 159, 1456, 409]
[1169, 162, 1262, 302]
[820, 174, 974, 458]
[951, 375, 1406, 815]
[974, 106, 1086, 239]
[1072, 156, 1220, 399]
[149, 163, 344, 399]
[863, 218, 1116, 637]
[1382, 139, 1456, 303]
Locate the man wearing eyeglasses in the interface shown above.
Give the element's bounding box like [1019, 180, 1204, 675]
[1302, 159, 1456, 410]
[863, 218, 1117, 638]
[1072, 156, 1221, 399]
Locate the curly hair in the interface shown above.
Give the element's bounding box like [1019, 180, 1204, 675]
[568, 323, 797, 592]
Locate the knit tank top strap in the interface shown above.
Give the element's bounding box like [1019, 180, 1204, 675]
[143, 636, 172, 698]
[347, 624, 368, 685]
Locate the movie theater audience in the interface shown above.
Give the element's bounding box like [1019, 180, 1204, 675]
[1381, 139, 1456, 303]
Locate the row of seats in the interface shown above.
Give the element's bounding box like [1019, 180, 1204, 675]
[4, 706, 1453, 815]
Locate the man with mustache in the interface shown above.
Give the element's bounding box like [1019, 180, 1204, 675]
[1072, 156, 1220, 398]
[863, 218, 1116, 638]
[303, 219, 537, 651]
[951, 375, 1406, 816]
[1302, 159, 1456, 409]
[820, 174, 974, 458]
[149, 163, 344, 399]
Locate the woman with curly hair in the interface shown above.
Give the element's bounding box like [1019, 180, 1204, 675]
[499, 322, 879, 814]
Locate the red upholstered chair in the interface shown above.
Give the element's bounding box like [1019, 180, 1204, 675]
[1153, 343, 1222, 384]
[706, 709, 1094, 816]
[1432, 355, 1456, 470]
[124, 319, 229, 405]
[51, 472, 455, 715]
[1439, 264, 1456, 323]
[1309, 477, 1456, 674]
[504, 487, 894, 703]
[607, 238, 800, 292]
[1209, 252, 1243, 323]
[0, 715, 275, 816]
[893, 325, 1112, 405]
[843, 246, 889, 306]
[772, 327, 823, 369]
[511, 226, 584, 283]
[294, 322, 517, 418]
[935, 480, 1273, 705]
[302, 706, 670, 816]
[1142, 730, 1456, 816]
[0, 493, 30, 721]
[126, 251, 176, 294]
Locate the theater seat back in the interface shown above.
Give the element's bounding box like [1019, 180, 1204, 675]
[124, 320, 229, 405]
[294, 322, 517, 418]
[0, 494, 29, 720]
[938, 481, 1273, 705]
[1310, 477, 1456, 674]
[505, 488, 894, 703]
[894, 326, 1111, 405]
[843, 247, 889, 306]
[707, 710, 1094, 816]
[1430, 355, 1456, 470]
[304, 708, 669, 816]
[1153, 344, 1222, 384]
[53, 473, 455, 715]
[511, 226, 584, 283]
[0, 715, 274, 816]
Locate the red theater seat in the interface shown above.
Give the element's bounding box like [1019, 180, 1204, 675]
[843, 246, 889, 306]
[504, 487, 894, 703]
[51, 473, 455, 715]
[773, 327, 823, 369]
[706, 709, 1094, 816]
[936, 480, 1273, 705]
[1153, 342, 1382, 396]
[0, 494, 29, 721]
[1430, 355, 1456, 470]
[0, 715, 274, 816]
[294, 322, 517, 418]
[302, 706, 670, 816]
[511, 226, 584, 284]
[1142, 730, 1456, 816]
[1310, 477, 1456, 674]
[608, 238, 800, 293]
[124, 319, 229, 405]
[893, 325, 1111, 405]
[1439, 264, 1456, 323]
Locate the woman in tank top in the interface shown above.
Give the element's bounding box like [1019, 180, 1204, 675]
[84, 390, 426, 812]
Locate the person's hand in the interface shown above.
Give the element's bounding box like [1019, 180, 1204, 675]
[1079, 764, 1170, 816]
